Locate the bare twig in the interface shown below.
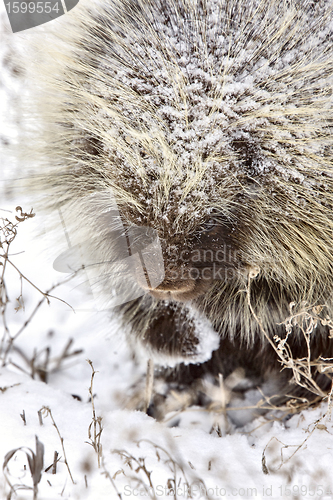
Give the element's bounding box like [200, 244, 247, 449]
[246, 273, 331, 400]
[101, 456, 123, 499]
[86, 359, 103, 467]
[40, 406, 75, 484]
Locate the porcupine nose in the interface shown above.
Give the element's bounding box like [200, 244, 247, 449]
[152, 280, 195, 293]
[148, 280, 196, 300]
[143, 265, 213, 301]
[139, 273, 195, 293]
[136, 261, 198, 299]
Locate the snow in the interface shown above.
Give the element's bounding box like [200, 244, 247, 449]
[1, 3, 333, 500]
[1, 342, 333, 500]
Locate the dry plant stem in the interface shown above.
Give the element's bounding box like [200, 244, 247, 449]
[1, 272, 78, 367]
[112, 448, 156, 498]
[5, 257, 75, 308]
[55, 338, 75, 371]
[1, 208, 80, 366]
[52, 451, 59, 475]
[161, 403, 281, 426]
[4, 257, 52, 303]
[262, 411, 330, 474]
[246, 274, 326, 398]
[101, 457, 122, 499]
[0, 225, 12, 354]
[87, 359, 103, 467]
[2, 435, 44, 500]
[40, 406, 75, 484]
[6, 338, 82, 383]
[44, 451, 61, 473]
[138, 439, 192, 491]
[138, 439, 210, 499]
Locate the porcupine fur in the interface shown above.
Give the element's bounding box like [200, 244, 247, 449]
[23, 0, 333, 413]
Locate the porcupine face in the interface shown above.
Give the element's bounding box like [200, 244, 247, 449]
[32, 0, 333, 348]
[138, 219, 243, 302]
[63, 0, 333, 311]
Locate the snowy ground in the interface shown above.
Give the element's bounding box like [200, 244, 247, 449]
[1, 210, 333, 500]
[1, 6, 333, 500]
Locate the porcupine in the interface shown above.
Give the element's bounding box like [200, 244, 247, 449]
[22, 0, 333, 413]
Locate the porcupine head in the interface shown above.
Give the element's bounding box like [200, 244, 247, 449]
[18, 0, 333, 365]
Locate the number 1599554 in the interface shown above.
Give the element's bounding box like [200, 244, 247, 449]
[5, 2, 60, 14]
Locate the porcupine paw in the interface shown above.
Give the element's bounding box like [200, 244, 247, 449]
[138, 301, 220, 366]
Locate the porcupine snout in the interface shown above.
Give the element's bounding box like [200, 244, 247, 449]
[140, 219, 243, 302]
